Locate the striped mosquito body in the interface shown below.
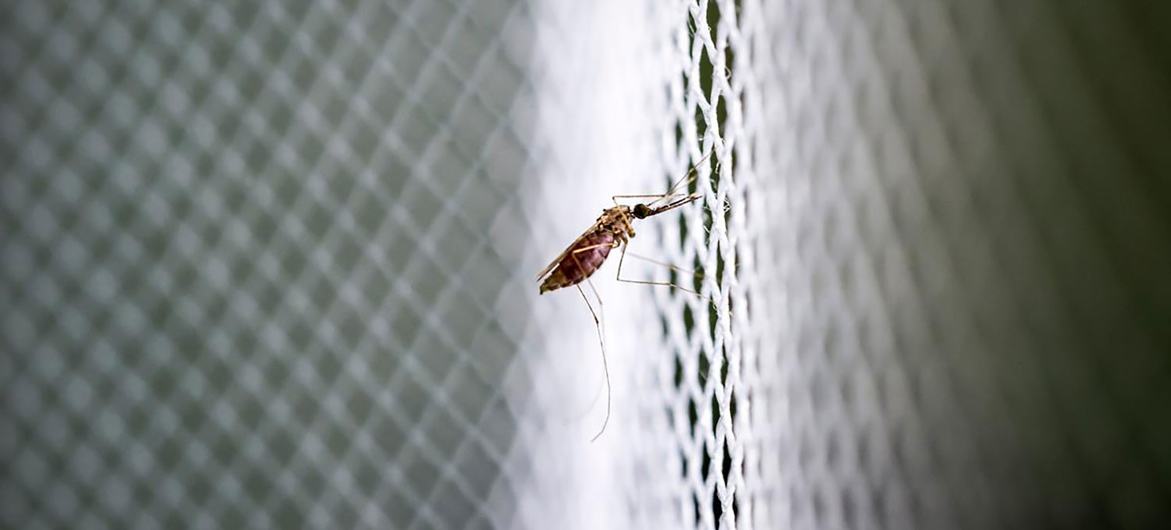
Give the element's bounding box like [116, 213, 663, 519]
[536, 187, 703, 441]
[538, 151, 713, 442]
[538, 207, 635, 294]
[537, 194, 701, 295]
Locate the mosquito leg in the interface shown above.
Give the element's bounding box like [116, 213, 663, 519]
[615, 244, 700, 296]
[570, 242, 614, 255]
[612, 193, 674, 199]
[586, 278, 605, 330]
[612, 151, 715, 206]
[575, 281, 611, 442]
[623, 249, 702, 280]
[568, 249, 611, 442]
[621, 249, 730, 321]
[613, 193, 675, 205]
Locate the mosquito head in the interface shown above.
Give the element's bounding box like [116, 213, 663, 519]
[632, 203, 651, 219]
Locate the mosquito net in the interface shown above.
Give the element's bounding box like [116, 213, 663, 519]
[3, 1, 1170, 529]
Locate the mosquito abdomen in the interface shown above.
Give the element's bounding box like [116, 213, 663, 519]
[539, 231, 615, 294]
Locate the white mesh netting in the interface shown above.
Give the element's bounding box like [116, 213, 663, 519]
[4, 1, 1171, 529]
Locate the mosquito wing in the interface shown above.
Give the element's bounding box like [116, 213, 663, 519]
[536, 221, 601, 281]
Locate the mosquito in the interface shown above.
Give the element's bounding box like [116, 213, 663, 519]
[537, 157, 709, 441]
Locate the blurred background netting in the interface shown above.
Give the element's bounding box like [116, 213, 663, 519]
[739, 2, 1171, 528]
[0, 1, 550, 528]
[3, 1, 1171, 529]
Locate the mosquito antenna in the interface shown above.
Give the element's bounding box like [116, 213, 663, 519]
[651, 149, 716, 208]
[648, 193, 702, 217]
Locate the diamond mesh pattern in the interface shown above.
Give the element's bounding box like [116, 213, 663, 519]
[738, 1, 1171, 529]
[2, 1, 539, 528]
[4, 0, 1171, 529]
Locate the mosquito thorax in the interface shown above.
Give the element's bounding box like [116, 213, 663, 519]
[632, 204, 650, 219]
